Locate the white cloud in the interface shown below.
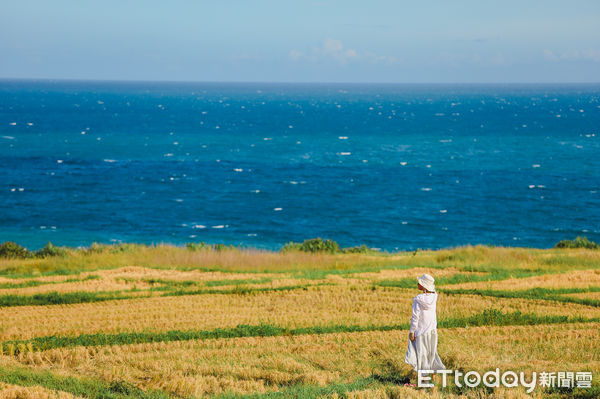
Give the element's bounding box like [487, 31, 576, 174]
[543, 49, 600, 63]
[288, 50, 304, 61]
[323, 38, 344, 53]
[289, 38, 395, 65]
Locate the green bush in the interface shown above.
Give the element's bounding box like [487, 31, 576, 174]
[341, 244, 374, 254]
[0, 242, 31, 259]
[82, 242, 109, 255]
[109, 243, 141, 254]
[555, 236, 599, 249]
[186, 242, 209, 251]
[281, 238, 340, 253]
[186, 242, 234, 252]
[34, 242, 67, 258]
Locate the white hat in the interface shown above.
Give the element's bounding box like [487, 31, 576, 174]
[417, 273, 435, 292]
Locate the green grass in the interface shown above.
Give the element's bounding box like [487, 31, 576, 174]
[214, 376, 389, 399]
[0, 364, 176, 399]
[203, 277, 273, 287]
[3, 309, 597, 355]
[0, 274, 100, 290]
[0, 283, 323, 308]
[441, 287, 600, 307]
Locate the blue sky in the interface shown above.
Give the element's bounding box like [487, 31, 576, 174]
[1, 0, 599, 83]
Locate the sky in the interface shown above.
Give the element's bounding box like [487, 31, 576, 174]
[1, 0, 600, 83]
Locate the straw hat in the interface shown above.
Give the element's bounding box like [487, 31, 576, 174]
[417, 273, 435, 292]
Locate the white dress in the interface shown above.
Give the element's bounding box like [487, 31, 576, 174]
[404, 292, 445, 372]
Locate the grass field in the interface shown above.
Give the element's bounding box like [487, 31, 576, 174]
[0, 243, 599, 398]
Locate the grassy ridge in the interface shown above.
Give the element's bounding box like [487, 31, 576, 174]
[3, 309, 597, 355]
[1, 242, 599, 278]
[442, 287, 600, 307]
[0, 365, 175, 399]
[0, 283, 322, 308]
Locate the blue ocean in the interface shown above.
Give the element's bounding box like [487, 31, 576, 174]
[1, 80, 599, 251]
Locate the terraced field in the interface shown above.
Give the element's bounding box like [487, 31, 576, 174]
[0, 244, 599, 398]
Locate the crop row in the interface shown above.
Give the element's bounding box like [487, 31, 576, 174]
[9, 322, 599, 398]
[4, 284, 600, 340]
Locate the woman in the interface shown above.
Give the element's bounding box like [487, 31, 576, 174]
[404, 273, 445, 380]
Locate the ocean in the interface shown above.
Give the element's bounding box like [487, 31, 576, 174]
[1, 80, 599, 251]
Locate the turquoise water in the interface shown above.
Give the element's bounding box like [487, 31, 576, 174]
[1, 80, 599, 250]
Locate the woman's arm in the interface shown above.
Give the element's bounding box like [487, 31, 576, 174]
[409, 298, 420, 341]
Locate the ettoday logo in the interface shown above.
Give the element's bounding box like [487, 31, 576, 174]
[418, 369, 593, 393]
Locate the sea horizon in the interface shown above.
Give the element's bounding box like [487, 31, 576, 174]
[2, 80, 599, 250]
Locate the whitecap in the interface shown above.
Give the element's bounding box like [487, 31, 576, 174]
[193, 225, 206, 229]
[528, 185, 535, 188]
[263, 137, 272, 141]
[103, 159, 117, 163]
[338, 136, 348, 140]
[435, 113, 445, 116]
[251, 189, 260, 193]
[97, 100, 104, 105]
[288, 125, 293, 129]
[57, 160, 63, 163]
[212, 225, 225, 229]
[174, 199, 184, 202]
[338, 152, 351, 156]
[164, 153, 174, 157]
[273, 208, 282, 211]
[234, 168, 243, 172]
[18, 188, 24, 191]
[532, 164, 541, 168]
[189, 235, 197, 238]
[2, 136, 15, 140]
[10, 188, 16, 192]
[27, 122, 34, 126]
[400, 162, 407, 166]
[440, 209, 447, 213]
[9, 122, 16, 125]
[439, 139, 452, 143]
[401, 221, 408, 225]
[421, 188, 432, 191]
[247, 233, 257, 236]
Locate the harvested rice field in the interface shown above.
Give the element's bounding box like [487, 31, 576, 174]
[0, 244, 599, 398]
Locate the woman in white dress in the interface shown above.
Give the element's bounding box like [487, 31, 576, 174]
[404, 273, 445, 381]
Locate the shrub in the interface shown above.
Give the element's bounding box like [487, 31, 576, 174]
[341, 244, 374, 254]
[186, 242, 234, 252]
[109, 243, 141, 254]
[0, 242, 31, 259]
[82, 242, 109, 255]
[186, 242, 209, 251]
[34, 242, 67, 258]
[555, 236, 599, 249]
[281, 238, 340, 253]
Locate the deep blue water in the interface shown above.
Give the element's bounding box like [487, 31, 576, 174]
[1, 80, 599, 251]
